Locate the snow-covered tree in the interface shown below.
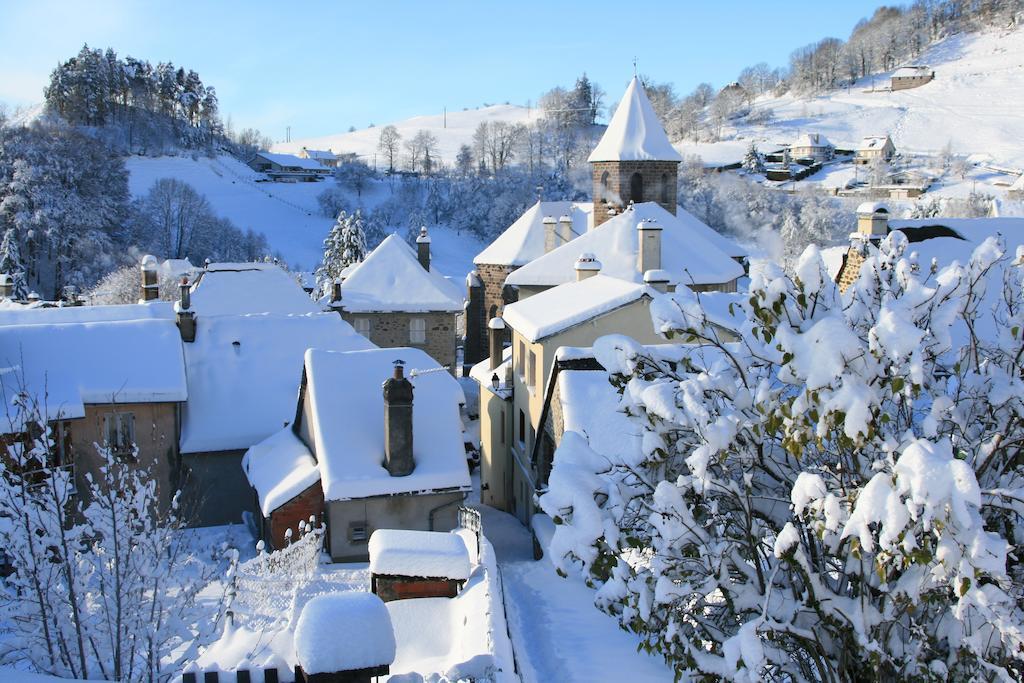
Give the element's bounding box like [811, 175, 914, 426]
[0, 398, 223, 680]
[315, 210, 367, 293]
[541, 233, 1024, 680]
[0, 227, 27, 298]
[377, 125, 401, 174]
[741, 141, 766, 175]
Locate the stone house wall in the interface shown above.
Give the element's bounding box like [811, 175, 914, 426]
[591, 160, 680, 227]
[464, 263, 517, 365]
[341, 310, 457, 372]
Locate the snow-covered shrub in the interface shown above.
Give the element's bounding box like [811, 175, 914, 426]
[541, 233, 1024, 680]
[314, 209, 367, 296]
[0, 402, 223, 681]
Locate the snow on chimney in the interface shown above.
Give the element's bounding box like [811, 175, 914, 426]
[542, 216, 557, 253]
[0, 274, 12, 299]
[383, 361, 414, 477]
[856, 202, 890, 239]
[637, 220, 662, 275]
[140, 255, 159, 302]
[557, 214, 573, 247]
[643, 269, 671, 293]
[177, 276, 196, 343]
[488, 316, 506, 371]
[416, 226, 431, 271]
[574, 253, 602, 281]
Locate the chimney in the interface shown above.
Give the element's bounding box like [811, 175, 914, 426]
[331, 278, 342, 305]
[488, 317, 506, 371]
[140, 254, 159, 302]
[637, 220, 662, 275]
[0, 274, 13, 299]
[856, 202, 890, 239]
[643, 269, 671, 293]
[557, 214, 573, 246]
[177, 277, 196, 343]
[542, 216, 557, 253]
[383, 361, 414, 477]
[574, 253, 602, 281]
[416, 226, 431, 271]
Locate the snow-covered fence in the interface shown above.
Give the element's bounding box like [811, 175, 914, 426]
[457, 506, 482, 561]
[181, 667, 289, 683]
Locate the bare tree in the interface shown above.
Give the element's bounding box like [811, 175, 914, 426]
[377, 125, 401, 173]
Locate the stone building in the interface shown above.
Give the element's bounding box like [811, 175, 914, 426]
[891, 65, 934, 91]
[242, 347, 471, 561]
[464, 201, 592, 364]
[330, 230, 463, 371]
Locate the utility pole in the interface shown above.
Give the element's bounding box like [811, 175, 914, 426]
[443, 107, 447, 129]
[286, 126, 291, 143]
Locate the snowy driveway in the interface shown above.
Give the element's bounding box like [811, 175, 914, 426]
[475, 504, 674, 683]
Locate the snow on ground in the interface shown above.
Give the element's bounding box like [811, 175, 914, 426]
[273, 104, 543, 167]
[690, 26, 1024, 191]
[474, 503, 675, 682]
[125, 154, 484, 282]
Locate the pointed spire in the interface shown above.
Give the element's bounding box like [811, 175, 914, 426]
[588, 77, 683, 163]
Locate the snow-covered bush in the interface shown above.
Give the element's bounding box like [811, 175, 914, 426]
[315, 209, 367, 295]
[541, 233, 1024, 680]
[0, 401, 223, 681]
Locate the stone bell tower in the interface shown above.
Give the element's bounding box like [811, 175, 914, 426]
[590, 76, 683, 228]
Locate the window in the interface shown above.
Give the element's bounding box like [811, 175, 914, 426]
[103, 412, 136, 459]
[500, 410, 506, 444]
[518, 409, 526, 446]
[354, 317, 371, 338]
[409, 318, 426, 344]
[527, 350, 537, 390]
[517, 340, 526, 378]
[629, 172, 643, 203]
[599, 171, 610, 204]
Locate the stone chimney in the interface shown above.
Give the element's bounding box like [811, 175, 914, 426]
[488, 317, 506, 370]
[331, 278, 343, 305]
[0, 274, 13, 299]
[140, 254, 159, 302]
[177, 277, 196, 343]
[542, 216, 557, 253]
[383, 361, 414, 477]
[558, 214, 573, 246]
[574, 253, 602, 281]
[643, 269, 671, 293]
[637, 220, 662, 275]
[416, 226, 431, 271]
[856, 202, 890, 239]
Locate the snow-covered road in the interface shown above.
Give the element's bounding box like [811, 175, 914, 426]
[474, 504, 674, 683]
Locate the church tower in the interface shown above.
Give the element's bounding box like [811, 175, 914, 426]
[589, 77, 683, 228]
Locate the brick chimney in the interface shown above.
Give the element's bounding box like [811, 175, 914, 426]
[542, 216, 557, 253]
[140, 255, 159, 302]
[574, 253, 602, 281]
[177, 277, 196, 342]
[637, 220, 662, 275]
[416, 226, 431, 271]
[488, 317, 506, 370]
[383, 361, 414, 477]
[856, 202, 889, 239]
[558, 214, 573, 246]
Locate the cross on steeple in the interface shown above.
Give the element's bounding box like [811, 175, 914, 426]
[632, 57, 638, 77]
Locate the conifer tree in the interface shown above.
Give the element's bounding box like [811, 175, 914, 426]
[742, 141, 766, 174]
[0, 228, 27, 299]
[316, 210, 367, 294]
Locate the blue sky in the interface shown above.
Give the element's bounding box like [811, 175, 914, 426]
[0, 1, 889, 141]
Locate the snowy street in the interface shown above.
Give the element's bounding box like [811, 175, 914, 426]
[474, 504, 674, 682]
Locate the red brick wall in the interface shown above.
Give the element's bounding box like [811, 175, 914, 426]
[371, 574, 462, 602]
[268, 481, 324, 550]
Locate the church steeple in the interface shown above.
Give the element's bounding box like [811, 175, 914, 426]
[589, 77, 682, 227]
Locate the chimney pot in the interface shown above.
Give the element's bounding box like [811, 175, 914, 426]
[0, 274, 14, 299]
[140, 255, 160, 302]
[542, 216, 557, 253]
[557, 214, 573, 246]
[856, 202, 889, 239]
[643, 269, 671, 293]
[637, 220, 663, 275]
[416, 226, 431, 270]
[331, 278, 342, 304]
[488, 316, 506, 371]
[574, 253, 602, 281]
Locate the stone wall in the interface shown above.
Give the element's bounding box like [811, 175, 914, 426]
[267, 480, 324, 550]
[836, 247, 864, 293]
[591, 160, 680, 227]
[464, 263, 516, 366]
[341, 311, 457, 372]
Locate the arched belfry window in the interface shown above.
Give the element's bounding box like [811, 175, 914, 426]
[599, 171, 610, 204]
[660, 173, 670, 204]
[629, 173, 643, 204]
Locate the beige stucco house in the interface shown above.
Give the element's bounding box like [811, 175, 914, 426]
[854, 135, 896, 165]
[789, 133, 834, 162]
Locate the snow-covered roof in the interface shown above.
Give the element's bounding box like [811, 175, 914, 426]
[588, 77, 683, 163]
[301, 148, 335, 160]
[557, 366, 640, 461]
[791, 132, 833, 149]
[294, 593, 396, 673]
[191, 263, 321, 316]
[474, 201, 592, 267]
[1010, 173, 1024, 192]
[254, 152, 326, 172]
[0, 318, 187, 431]
[368, 529, 471, 580]
[857, 136, 892, 151]
[501, 275, 652, 343]
[893, 65, 932, 78]
[504, 203, 745, 289]
[301, 347, 471, 501]
[339, 235, 463, 313]
[0, 301, 174, 326]
[179, 313, 373, 454]
[242, 427, 321, 515]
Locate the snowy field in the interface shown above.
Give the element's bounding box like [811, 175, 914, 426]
[273, 104, 544, 167]
[125, 154, 485, 279]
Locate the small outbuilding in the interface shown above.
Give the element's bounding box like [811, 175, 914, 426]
[368, 529, 471, 602]
[891, 65, 934, 91]
[294, 592, 396, 683]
